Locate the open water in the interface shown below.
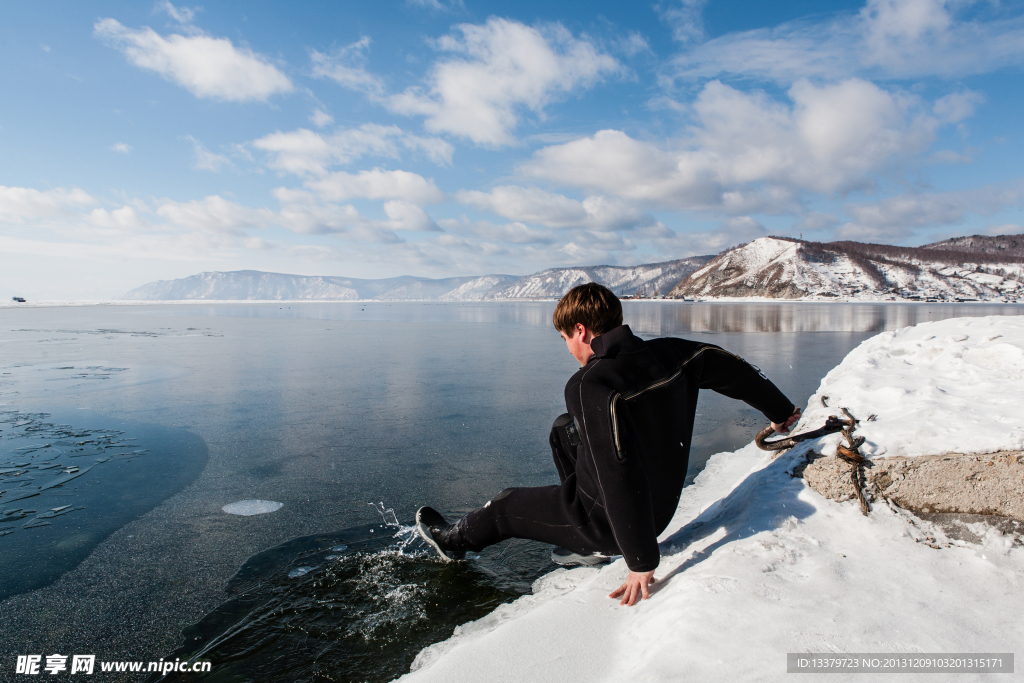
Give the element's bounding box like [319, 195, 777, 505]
[2, 301, 1022, 681]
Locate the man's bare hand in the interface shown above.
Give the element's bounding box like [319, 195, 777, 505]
[771, 406, 802, 434]
[609, 570, 656, 606]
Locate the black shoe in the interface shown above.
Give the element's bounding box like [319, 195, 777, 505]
[551, 546, 612, 566]
[416, 507, 467, 562]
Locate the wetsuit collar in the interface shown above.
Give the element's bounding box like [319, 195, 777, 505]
[589, 324, 642, 361]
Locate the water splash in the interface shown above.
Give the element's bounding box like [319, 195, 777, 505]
[368, 500, 400, 528]
[155, 519, 557, 683]
[368, 500, 420, 553]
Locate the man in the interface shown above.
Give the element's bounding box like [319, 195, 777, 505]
[417, 283, 800, 606]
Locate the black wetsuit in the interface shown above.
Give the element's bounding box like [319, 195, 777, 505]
[460, 324, 795, 572]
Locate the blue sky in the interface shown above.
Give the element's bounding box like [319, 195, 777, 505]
[2, 0, 1023, 299]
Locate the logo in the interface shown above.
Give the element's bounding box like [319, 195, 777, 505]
[16, 655, 95, 676]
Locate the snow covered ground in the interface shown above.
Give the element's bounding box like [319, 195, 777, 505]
[399, 316, 1024, 682]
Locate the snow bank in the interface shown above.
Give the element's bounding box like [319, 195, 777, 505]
[801, 315, 1024, 459]
[398, 316, 1024, 683]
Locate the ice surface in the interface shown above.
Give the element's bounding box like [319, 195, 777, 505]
[288, 566, 315, 578]
[0, 491, 39, 504]
[399, 316, 1024, 683]
[222, 500, 284, 516]
[37, 466, 92, 491]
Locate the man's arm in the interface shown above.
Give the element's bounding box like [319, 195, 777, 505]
[693, 346, 797, 425]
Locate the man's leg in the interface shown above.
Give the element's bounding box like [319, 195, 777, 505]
[418, 414, 615, 560]
[458, 483, 617, 556]
[550, 413, 579, 483]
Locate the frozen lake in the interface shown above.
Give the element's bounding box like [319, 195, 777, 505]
[2, 300, 1023, 679]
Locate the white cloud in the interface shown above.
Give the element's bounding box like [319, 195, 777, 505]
[388, 18, 620, 146]
[457, 186, 585, 227]
[90, 206, 146, 230]
[933, 90, 984, 124]
[253, 128, 336, 176]
[306, 169, 445, 205]
[666, 0, 1024, 83]
[425, 227, 632, 269]
[658, 0, 708, 44]
[525, 131, 689, 204]
[455, 185, 662, 232]
[1, 187, 451, 278]
[383, 200, 440, 231]
[0, 186, 94, 222]
[157, 1, 196, 25]
[112, 142, 132, 154]
[276, 201, 362, 235]
[156, 195, 275, 234]
[859, 0, 960, 74]
[310, 37, 384, 96]
[273, 191, 440, 237]
[440, 217, 557, 244]
[310, 109, 334, 127]
[639, 215, 768, 257]
[403, 135, 456, 166]
[278, 216, 697, 275]
[617, 32, 652, 57]
[929, 149, 974, 164]
[980, 223, 1024, 236]
[522, 79, 940, 212]
[252, 124, 453, 176]
[406, 0, 464, 10]
[794, 211, 841, 232]
[94, 18, 292, 102]
[186, 136, 232, 171]
[837, 183, 1024, 240]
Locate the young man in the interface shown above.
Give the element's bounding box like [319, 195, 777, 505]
[417, 283, 800, 606]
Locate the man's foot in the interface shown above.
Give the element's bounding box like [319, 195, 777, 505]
[551, 546, 612, 566]
[416, 507, 466, 562]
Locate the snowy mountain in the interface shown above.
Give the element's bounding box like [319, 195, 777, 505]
[669, 236, 1024, 302]
[121, 258, 711, 301]
[121, 270, 521, 301]
[122, 235, 1024, 303]
[489, 257, 711, 299]
[921, 233, 1024, 257]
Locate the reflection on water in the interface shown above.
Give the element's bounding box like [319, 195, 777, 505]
[157, 300, 1024, 335]
[624, 301, 1024, 336]
[170, 301, 558, 328]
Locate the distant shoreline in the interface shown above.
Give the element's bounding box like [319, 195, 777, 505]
[3, 298, 1023, 309]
